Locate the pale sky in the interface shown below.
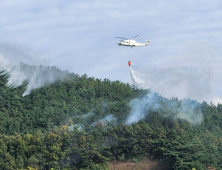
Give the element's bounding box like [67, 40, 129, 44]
[0, 0, 222, 103]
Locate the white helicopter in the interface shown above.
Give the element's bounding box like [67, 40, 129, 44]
[115, 35, 150, 48]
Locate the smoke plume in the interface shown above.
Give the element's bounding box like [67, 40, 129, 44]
[129, 66, 211, 102]
[127, 66, 204, 125]
[211, 96, 222, 105]
[98, 114, 115, 123]
[126, 92, 203, 125]
[0, 54, 69, 96]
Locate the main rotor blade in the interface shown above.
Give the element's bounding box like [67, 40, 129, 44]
[115, 37, 128, 40]
[129, 35, 139, 39]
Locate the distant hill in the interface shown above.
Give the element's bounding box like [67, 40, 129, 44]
[0, 65, 221, 170]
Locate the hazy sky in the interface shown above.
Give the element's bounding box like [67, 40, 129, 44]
[0, 0, 222, 103]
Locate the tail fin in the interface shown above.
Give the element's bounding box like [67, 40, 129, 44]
[145, 40, 150, 46]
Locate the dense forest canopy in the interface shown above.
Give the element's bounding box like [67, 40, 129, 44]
[0, 66, 222, 170]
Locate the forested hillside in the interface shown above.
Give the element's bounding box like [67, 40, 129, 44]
[0, 69, 222, 170]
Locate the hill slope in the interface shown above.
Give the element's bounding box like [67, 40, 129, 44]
[0, 67, 222, 170]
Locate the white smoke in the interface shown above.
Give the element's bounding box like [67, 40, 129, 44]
[129, 66, 211, 102]
[98, 114, 115, 123]
[0, 42, 70, 96]
[127, 66, 204, 125]
[126, 93, 203, 125]
[211, 96, 222, 105]
[126, 92, 159, 124]
[91, 114, 116, 128]
[82, 110, 95, 118]
[0, 54, 12, 73]
[0, 54, 69, 96]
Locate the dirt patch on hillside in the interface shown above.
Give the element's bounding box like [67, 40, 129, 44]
[109, 158, 170, 170]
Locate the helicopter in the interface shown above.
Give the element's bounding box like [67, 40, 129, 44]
[115, 35, 150, 48]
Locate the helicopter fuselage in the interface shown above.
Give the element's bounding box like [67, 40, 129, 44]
[117, 39, 149, 47]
